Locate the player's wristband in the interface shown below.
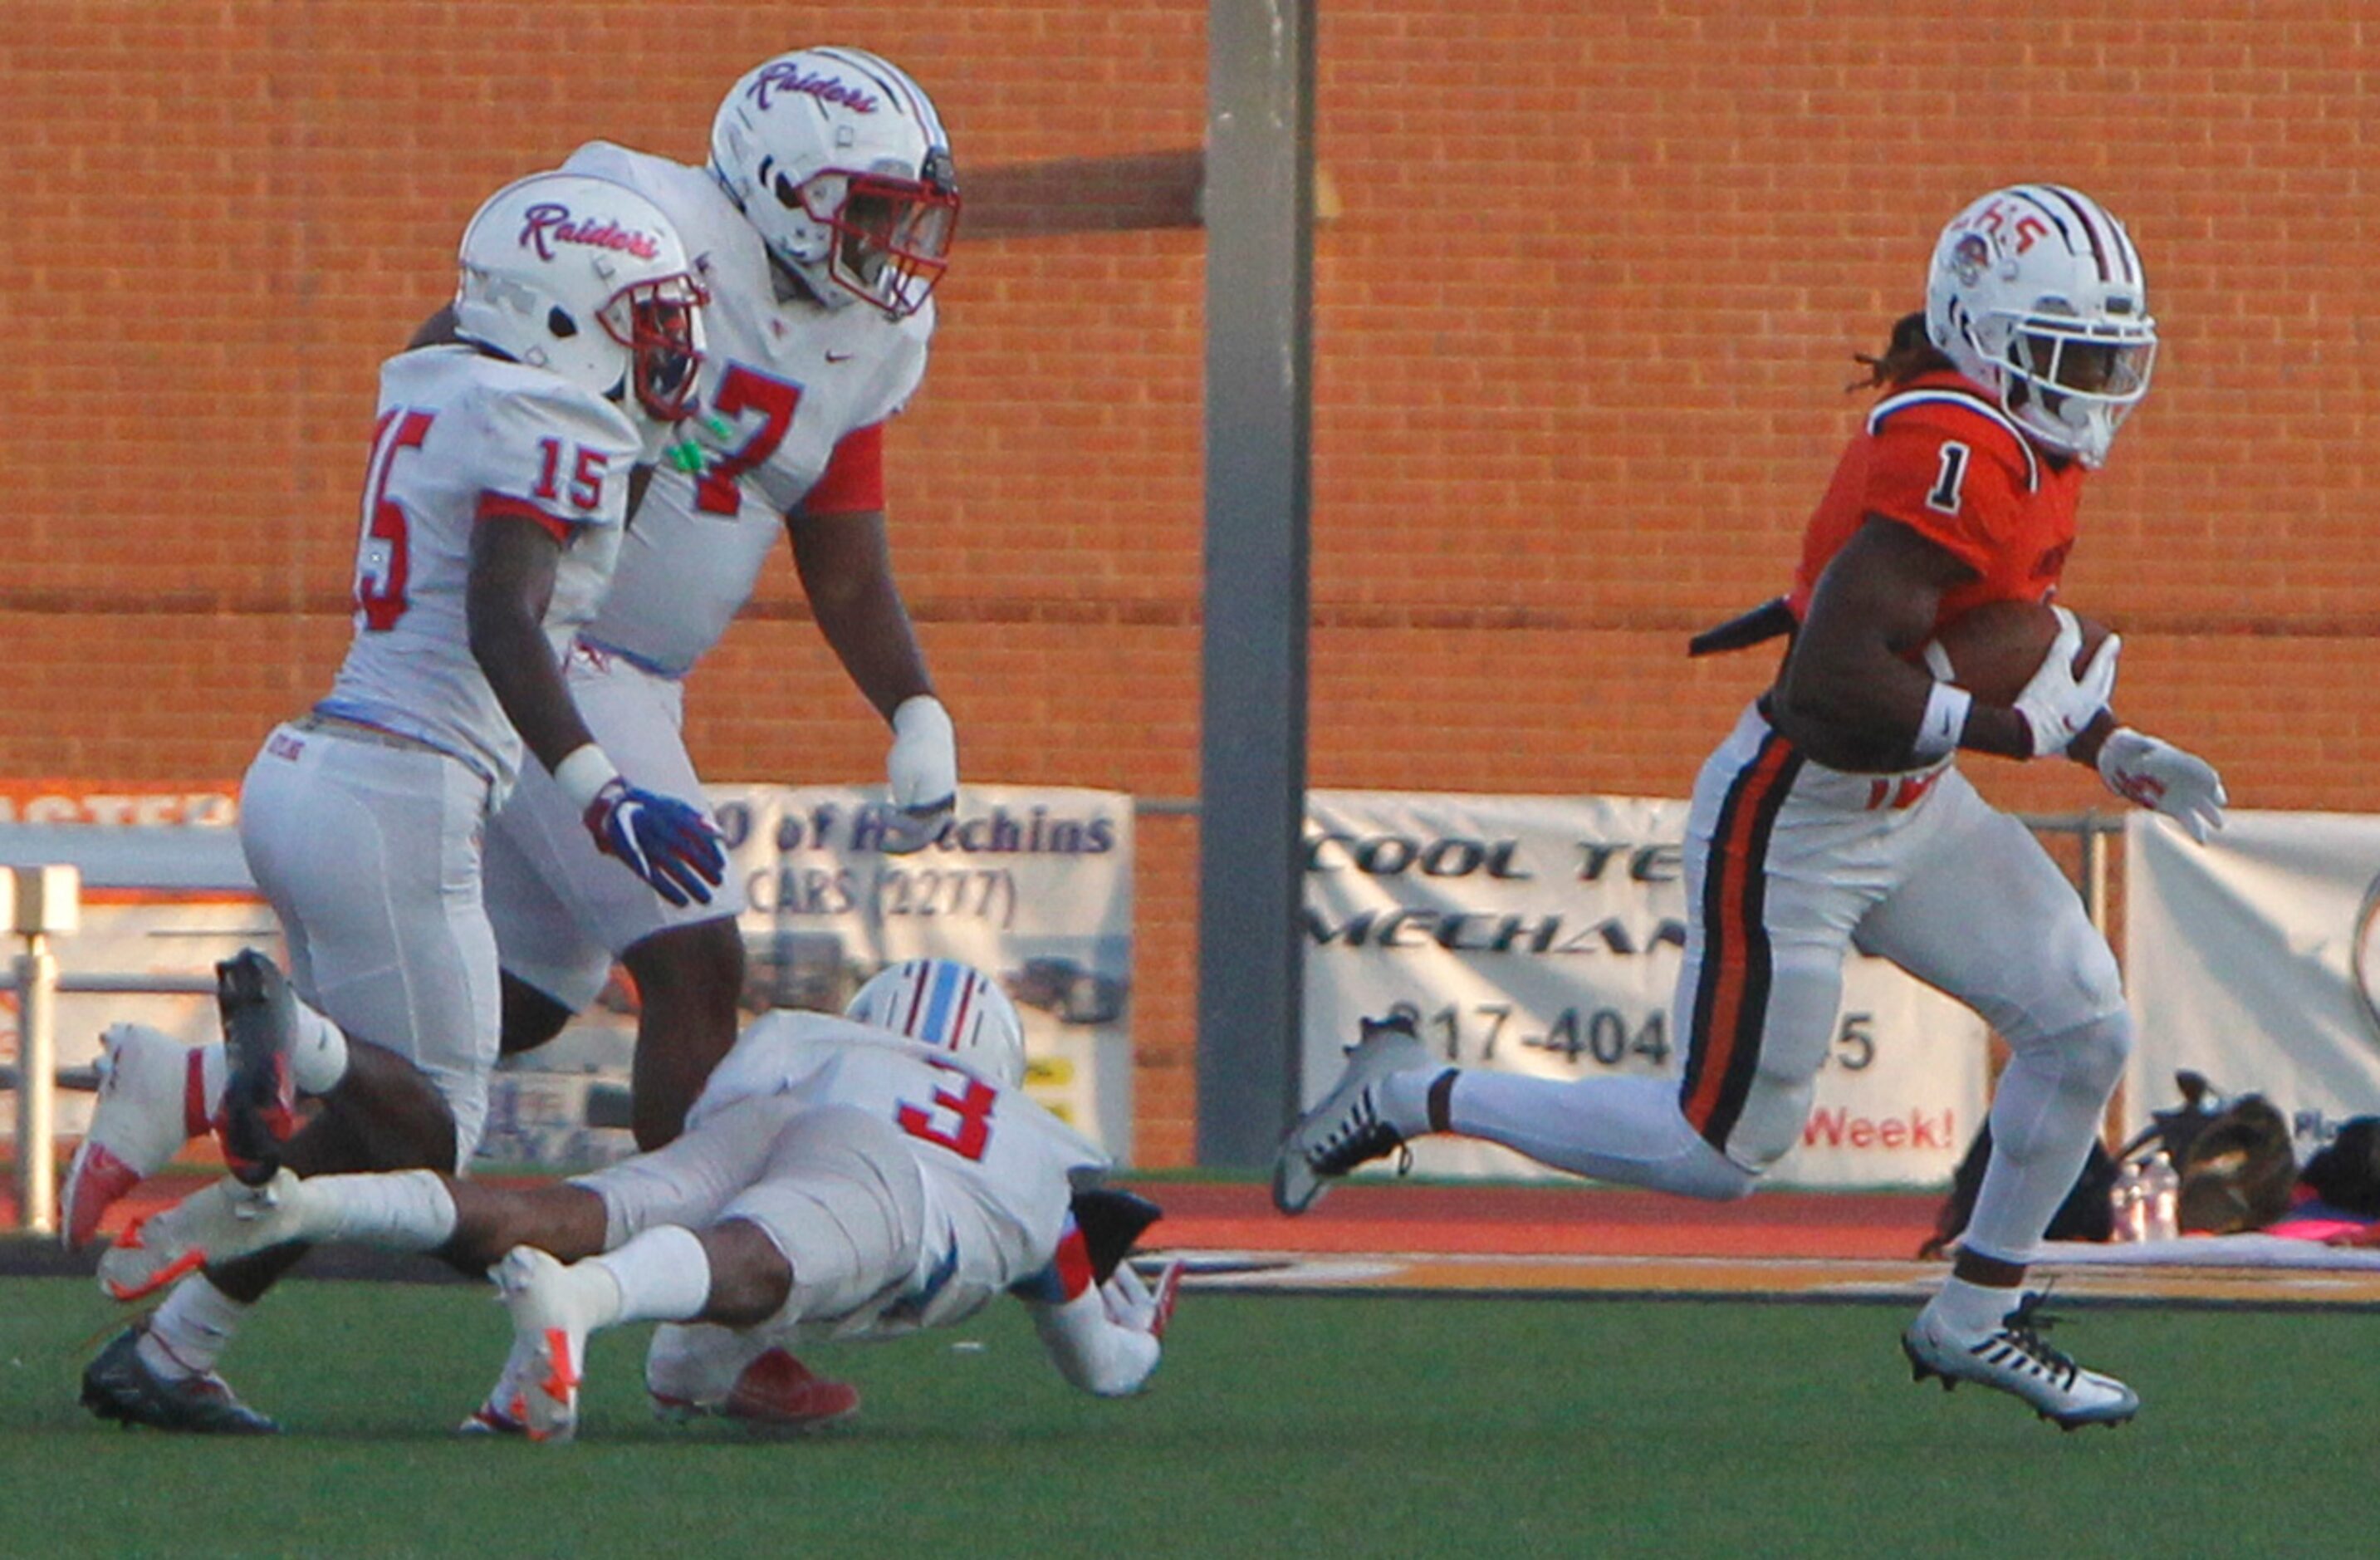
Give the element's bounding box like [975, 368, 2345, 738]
[1911, 682, 1972, 763]
[552, 743, 622, 812]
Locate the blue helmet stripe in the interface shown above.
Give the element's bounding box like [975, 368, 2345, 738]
[918, 959, 963, 1049]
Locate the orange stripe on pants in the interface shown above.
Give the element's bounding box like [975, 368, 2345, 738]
[1682, 738, 1795, 1136]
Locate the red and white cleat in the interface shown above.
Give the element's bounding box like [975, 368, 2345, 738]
[61, 1023, 212, 1250]
[492, 1246, 618, 1443]
[646, 1322, 859, 1432]
[95, 1168, 309, 1303]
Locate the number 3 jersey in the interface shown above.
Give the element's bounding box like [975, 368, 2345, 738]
[687, 1009, 1109, 1339]
[317, 346, 638, 792]
[557, 141, 936, 679]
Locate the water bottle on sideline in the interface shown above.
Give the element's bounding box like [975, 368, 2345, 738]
[2142, 1150, 2182, 1243]
[2109, 1158, 2149, 1242]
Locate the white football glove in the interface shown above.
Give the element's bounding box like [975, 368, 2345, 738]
[1099, 1258, 1185, 1342]
[2097, 727, 2228, 843]
[2011, 606, 2121, 758]
[883, 694, 957, 856]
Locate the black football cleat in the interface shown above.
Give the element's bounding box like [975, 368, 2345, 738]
[80, 1324, 280, 1435]
[214, 949, 301, 1186]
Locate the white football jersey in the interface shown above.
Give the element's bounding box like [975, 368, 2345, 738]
[316, 346, 637, 791]
[689, 1010, 1108, 1338]
[557, 142, 934, 678]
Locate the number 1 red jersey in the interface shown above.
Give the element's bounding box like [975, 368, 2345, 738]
[1785, 369, 2086, 632]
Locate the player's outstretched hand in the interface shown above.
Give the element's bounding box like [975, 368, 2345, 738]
[2013, 607, 2122, 758]
[1100, 1258, 1185, 1343]
[883, 695, 957, 856]
[583, 780, 726, 906]
[2097, 727, 2228, 844]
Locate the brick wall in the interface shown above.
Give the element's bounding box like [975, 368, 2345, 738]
[11, 2, 2376, 1166]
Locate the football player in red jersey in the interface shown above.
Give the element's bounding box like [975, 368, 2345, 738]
[1276, 185, 2225, 1430]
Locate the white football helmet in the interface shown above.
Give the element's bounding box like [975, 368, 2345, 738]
[1923, 184, 2157, 468]
[452, 171, 708, 425]
[708, 47, 959, 319]
[845, 958, 1025, 1088]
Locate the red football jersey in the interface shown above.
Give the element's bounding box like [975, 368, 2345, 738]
[1786, 370, 2084, 632]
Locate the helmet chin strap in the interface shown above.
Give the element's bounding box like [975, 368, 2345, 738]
[766, 248, 845, 310]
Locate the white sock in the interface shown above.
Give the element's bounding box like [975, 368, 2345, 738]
[1927, 1273, 2022, 1336]
[589, 1226, 713, 1325]
[304, 1170, 457, 1250]
[288, 996, 350, 1096]
[139, 1273, 250, 1380]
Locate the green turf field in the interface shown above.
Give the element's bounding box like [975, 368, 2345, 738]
[4, 1276, 2375, 1558]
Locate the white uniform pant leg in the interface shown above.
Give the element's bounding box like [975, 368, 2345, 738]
[1670, 709, 1900, 1173]
[722, 1104, 928, 1331]
[575, 1097, 926, 1332]
[1852, 771, 2130, 1263]
[571, 1092, 788, 1245]
[1444, 707, 1897, 1192]
[482, 648, 744, 1011]
[236, 727, 499, 1166]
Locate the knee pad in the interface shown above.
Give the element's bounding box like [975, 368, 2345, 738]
[2001, 937, 2127, 1051]
[2042, 1008, 2132, 1097]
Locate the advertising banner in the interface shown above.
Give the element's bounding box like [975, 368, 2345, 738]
[1303, 792, 1989, 1188]
[2124, 810, 2380, 1154]
[0, 782, 1135, 1167]
[703, 784, 1135, 1160]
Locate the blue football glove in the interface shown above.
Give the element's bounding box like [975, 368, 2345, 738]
[581, 779, 727, 907]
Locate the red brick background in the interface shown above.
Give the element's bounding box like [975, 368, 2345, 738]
[10, 2, 2376, 1165]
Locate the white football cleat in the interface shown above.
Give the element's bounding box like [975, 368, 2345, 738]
[62, 1023, 212, 1250]
[492, 1246, 621, 1443]
[458, 1338, 536, 1437]
[1271, 1015, 1431, 1215]
[95, 1168, 311, 1302]
[1903, 1290, 2140, 1430]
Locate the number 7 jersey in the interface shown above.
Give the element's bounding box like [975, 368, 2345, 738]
[557, 141, 935, 679]
[319, 346, 638, 791]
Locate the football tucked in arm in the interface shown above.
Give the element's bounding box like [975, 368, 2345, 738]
[1920, 599, 2113, 708]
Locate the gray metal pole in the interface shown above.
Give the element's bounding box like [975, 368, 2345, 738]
[1197, 0, 1315, 1167]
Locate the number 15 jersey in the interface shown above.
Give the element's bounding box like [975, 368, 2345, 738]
[317, 346, 637, 792]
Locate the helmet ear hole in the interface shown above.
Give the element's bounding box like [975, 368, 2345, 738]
[774, 171, 803, 210]
[546, 307, 578, 340]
